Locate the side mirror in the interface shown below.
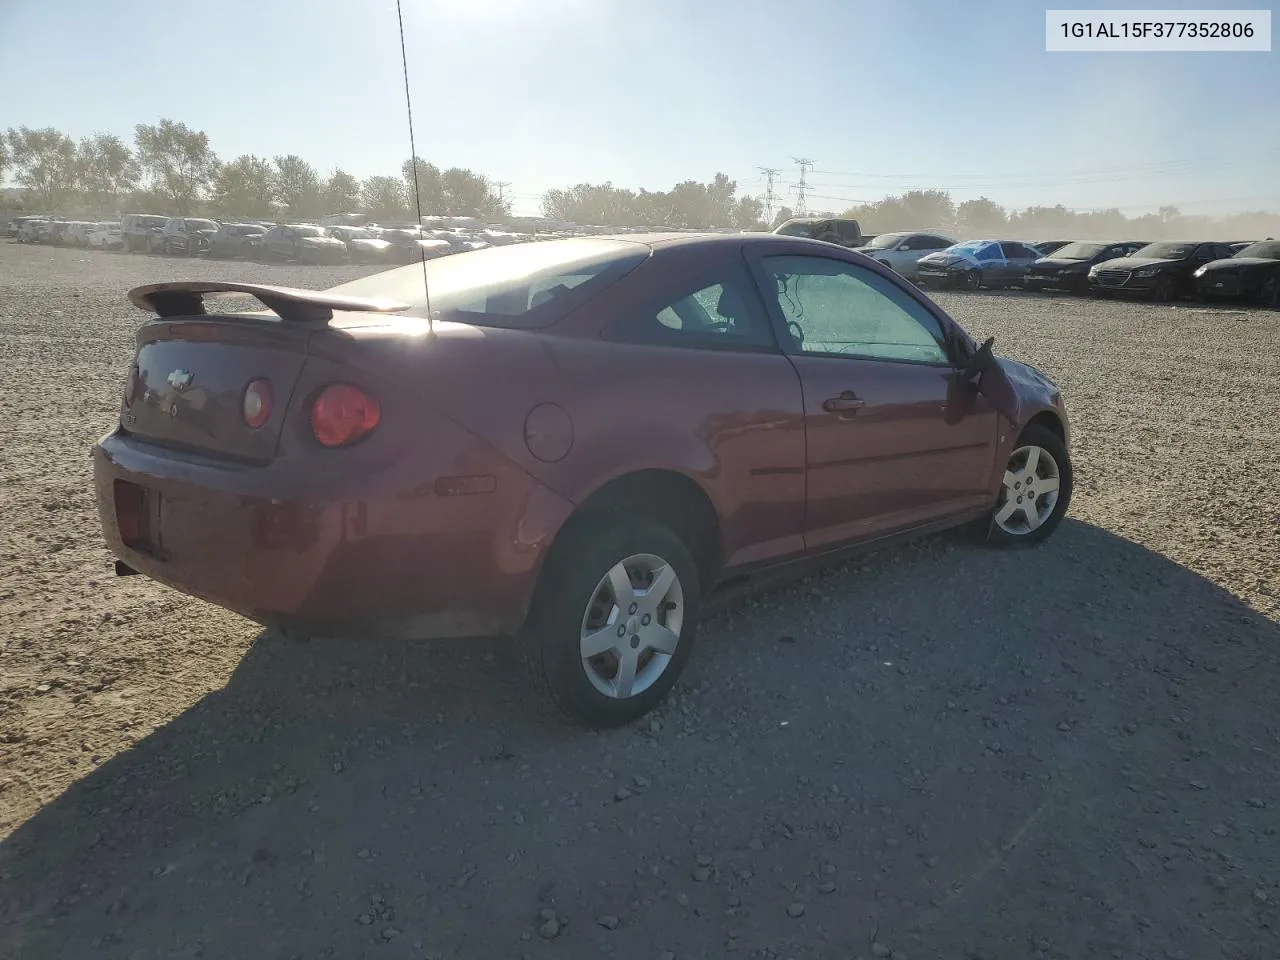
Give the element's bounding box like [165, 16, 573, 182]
[958, 336, 996, 380]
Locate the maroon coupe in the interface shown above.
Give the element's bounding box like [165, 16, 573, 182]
[93, 232, 1072, 727]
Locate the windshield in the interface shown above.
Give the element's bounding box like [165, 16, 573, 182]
[945, 242, 986, 257]
[1234, 240, 1280, 259]
[775, 221, 817, 237]
[186, 219, 217, 231]
[340, 228, 373, 239]
[1050, 242, 1106, 260]
[1132, 242, 1195, 259]
[865, 233, 904, 249]
[294, 225, 326, 237]
[326, 238, 648, 329]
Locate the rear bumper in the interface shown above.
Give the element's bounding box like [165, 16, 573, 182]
[92, 429, 575, 640]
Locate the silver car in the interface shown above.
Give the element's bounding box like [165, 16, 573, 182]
[916, 239, 1045, 290]
[853, 231, 955, 280]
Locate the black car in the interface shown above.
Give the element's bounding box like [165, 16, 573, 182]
[1193, 239, 1280, 307]
[1024, 240, 1147, 295]
[1087, 240, 1237, 302]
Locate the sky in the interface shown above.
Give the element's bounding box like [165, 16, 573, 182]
[1, 0, 1276, 218]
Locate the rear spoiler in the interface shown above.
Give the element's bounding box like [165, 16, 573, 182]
[127, 281, 411, 324]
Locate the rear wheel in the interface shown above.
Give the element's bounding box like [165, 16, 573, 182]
[522, 518, 701, 728]
[982, 424, 1072, 548]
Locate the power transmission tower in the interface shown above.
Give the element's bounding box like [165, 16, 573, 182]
[494, 181, 512, 204]
[792, 157, 814, 215]
[758, 167, 781, 225]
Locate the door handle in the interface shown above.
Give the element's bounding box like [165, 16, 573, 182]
[822, 391, 866, 413]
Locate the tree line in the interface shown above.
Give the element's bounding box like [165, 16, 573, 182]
[3, 120, 1277, 239]
[1, 120, 511, 223]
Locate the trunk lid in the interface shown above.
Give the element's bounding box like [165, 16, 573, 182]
[122, 318, 314, 464]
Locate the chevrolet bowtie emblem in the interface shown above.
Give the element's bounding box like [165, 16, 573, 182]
[167, 369, 194, 391]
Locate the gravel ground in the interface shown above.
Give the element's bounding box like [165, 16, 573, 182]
[1, 241, 1278, 960]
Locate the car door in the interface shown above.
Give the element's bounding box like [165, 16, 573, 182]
[1007, 243, 1042, 284]
[997, 243, 1024, 283]
[597, 257, 808, 570]
[1184, 243, 1219, 285]
[747, 249, 1000, 551]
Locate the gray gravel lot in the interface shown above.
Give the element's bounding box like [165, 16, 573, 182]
[1, 242, 1278, 960]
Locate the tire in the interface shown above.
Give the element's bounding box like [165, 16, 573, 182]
[1261, 278, 1280, 310]
[981, 424, 1073, 548]
[961, 269, 982, 291]
[522, 517, 702, 728]
[1152, 276, 1174, 303]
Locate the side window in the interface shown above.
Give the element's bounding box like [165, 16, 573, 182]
[976, 244, 1002, 262]
[605, 266, 774, 351]
[999, 242, 1024, 260]
[761, 254, 950, 365]
[837, 221, 861, 240]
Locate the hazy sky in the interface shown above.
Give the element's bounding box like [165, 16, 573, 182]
[2, 0, 1276, 217]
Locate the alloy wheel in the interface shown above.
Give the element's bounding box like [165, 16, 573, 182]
[579, 553, 684, 700]
[994, 445, 1061, 536]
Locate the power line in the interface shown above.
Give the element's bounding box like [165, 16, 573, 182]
[758, 167, 781, 224]
[791, 157, 814, 215]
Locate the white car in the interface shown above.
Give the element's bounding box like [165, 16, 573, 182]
[852, 231, 956, 280]
[65, 221, 100, 246]
[88, 222, 124, 250]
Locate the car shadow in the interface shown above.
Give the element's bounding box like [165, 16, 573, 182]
[3, 518, 1278, 960]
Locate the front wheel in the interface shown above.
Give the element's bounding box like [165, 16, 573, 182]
[960, 269, 982, 291]
[522, 517, 701, 727]
[982, 424, 1072, 548]
[1152, 276, 1175, 303]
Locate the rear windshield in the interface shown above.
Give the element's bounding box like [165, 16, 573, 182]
[325, 238, 649, 330]
[1235, 240, 1280, 259]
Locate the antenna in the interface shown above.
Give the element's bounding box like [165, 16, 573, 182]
[395, 0, 434, 335]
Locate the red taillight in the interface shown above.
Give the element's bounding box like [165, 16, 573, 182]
[242, 378, 274, 429]
[309, 383, 380, 448]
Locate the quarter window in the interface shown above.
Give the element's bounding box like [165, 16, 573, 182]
[606, 267, 773, 350]
[762, 255, 950, 364]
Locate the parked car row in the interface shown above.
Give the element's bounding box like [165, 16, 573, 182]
[908, 237, 1278, 307]
[7, 213, 526, 265]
